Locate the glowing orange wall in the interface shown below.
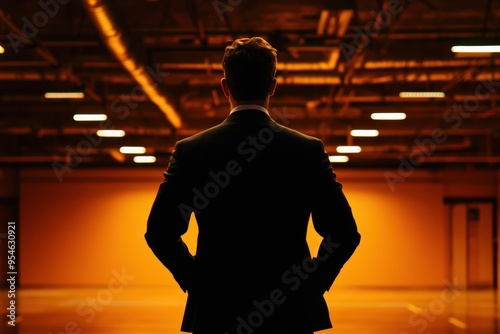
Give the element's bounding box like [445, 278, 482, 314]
[19, 168, 498, 288]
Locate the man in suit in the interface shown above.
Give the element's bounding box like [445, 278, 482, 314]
[145, 36, 361, 334]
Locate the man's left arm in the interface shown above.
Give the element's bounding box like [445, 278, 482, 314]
[308, 139, 361, 293]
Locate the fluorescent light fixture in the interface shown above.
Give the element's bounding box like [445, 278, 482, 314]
[73, 114, 107, 121]
[329, 155, 349, 163]
[350, 129, 379, 137]
[120, 146, 146, 154]
[133, 155, 156, 163]
[399, 91, 445, 98]
[44, 92, 85, 99]
[451, 45, 500, 53]
[336, 146, 361, 153]
[0, 45, 4, 54]
[96, 129, 125, 137]
[371, 112, 406, 120]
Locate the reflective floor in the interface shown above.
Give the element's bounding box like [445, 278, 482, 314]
[2, 286, 499, 333]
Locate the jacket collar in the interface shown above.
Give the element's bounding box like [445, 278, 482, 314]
[223, 108, 273, 124]
[230, 104, 269, 116]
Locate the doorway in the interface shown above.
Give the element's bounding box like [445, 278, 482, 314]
[445, 198, 497, 289]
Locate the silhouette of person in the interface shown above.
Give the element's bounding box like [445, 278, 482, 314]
[145, 36, 361, 334]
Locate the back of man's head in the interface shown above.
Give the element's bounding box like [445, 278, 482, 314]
[222, 37, 278, 102]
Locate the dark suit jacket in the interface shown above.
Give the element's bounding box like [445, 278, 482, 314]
[146, 109, 360, 334]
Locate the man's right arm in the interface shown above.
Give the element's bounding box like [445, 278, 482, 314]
[145, 143, 196, 292]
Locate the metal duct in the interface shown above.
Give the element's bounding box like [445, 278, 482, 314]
[81, 0, 182, 128]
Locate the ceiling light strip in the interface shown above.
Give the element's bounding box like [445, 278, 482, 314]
[336, 146, 361, 154]
[120, 146, 146, 154]
[45, 92, 85, 99]
[399, 91, 445, 98]
[96, 129, 125, 137]
[451, 45, 500, 53]
[371, 113, 406, 120]
[329, 155, 349, 163]
[73, 114, 107, 121]
[350, 129, 379, 137]
[134, 155, 156, 163]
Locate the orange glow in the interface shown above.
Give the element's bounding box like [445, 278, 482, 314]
[18, 168, 463, 289]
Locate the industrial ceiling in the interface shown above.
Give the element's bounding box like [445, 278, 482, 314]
[1, 0, 499, 172]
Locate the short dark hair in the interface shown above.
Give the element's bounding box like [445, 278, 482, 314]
[222, 37, 278, 101]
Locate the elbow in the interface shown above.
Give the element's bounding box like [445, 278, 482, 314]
[354, 231, 361, 247]
[145, 231, 159, 250]
[349, 231, 361, 253]
[145, 232, 152, 249]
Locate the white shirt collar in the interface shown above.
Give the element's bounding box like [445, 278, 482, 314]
[230, 104, 269, 116]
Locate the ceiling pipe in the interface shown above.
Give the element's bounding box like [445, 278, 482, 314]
[0, 9, 102, 103]
[81, 0, 182, 129]
[0, 156, 93, 163]
[420, 156, 500, 164]
[0, 126, 491, 138]
[365, 58, 500, 69]
[4, 69, 500, 87]
[159, 49, 340, 72]
[0, 9, 59, 66]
